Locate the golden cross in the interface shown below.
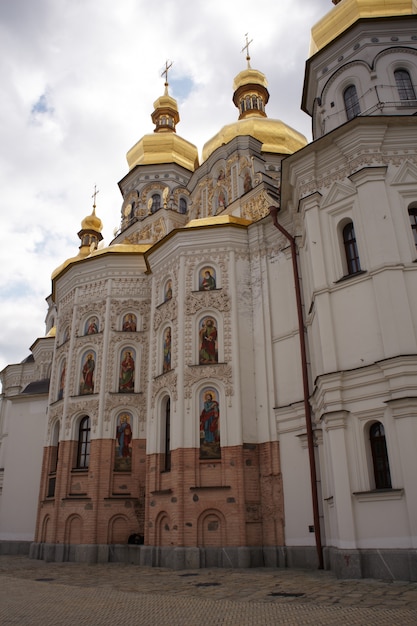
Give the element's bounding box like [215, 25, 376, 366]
[92, 184, 99, 209]
[161, 60, 173, 85]
[241, 33, 253, 62]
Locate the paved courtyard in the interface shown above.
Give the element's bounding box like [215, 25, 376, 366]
[1, 555, 417, 625]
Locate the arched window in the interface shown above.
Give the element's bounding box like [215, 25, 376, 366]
[151, 194, 161, 213]
[343, 85, 361, 120]
[179, 197, 187, 214]
[394, 69, 416, 103]
[369, 422, 391, 489]
[408, 204, 417, 246]
[164, 398, 171, 472]
[343, 222, 361, 275]
[76, 416, 91, 469]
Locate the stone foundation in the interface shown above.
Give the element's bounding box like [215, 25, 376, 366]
[27, 542, 417, 581]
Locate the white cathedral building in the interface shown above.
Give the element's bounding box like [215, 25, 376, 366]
[1, 0, 417, 580]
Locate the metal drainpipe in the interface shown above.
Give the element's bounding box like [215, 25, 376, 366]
[269, 205, 324, 570]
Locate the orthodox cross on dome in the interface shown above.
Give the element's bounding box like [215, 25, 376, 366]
[161, 60, 173, 93]
[241, 33, 253, 68]
[91, 184, 99, 210]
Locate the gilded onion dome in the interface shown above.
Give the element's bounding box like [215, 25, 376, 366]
[51, 201, 104, 282]
[310, 0, 417, 56]
[202, 50, 307, 161]
[126, 70, 199, 172]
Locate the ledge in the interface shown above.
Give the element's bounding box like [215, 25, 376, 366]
[105, 496, 138, 500]
[151, 489, 173, 496]
[190, 485, 231, 491]
[334, 270, 367, 284]
[62, 495, 90, 500]
[352, 488, 404, 502]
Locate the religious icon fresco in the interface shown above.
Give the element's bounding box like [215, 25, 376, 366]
[58, 359, 66, 400]
[79, 350, 96, 395]
[199, 387, 221, 460]
[119, 348, 135, 393]
[85, 316, 99, 335]
[62, 326, 70, 344]
[163, 327, 171, 373]
[199, 267, 216, 291]
[122, 313, 137, 332]
[114, 411, 133, 471]
[199, 316, 218, 364]
[164, 279, 173, 302]
[216, 188, 227, 211]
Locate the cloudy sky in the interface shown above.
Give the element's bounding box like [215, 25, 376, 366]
[0, 0, 326, 373]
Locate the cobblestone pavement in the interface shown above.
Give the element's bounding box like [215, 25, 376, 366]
[1, 555, 417, 625]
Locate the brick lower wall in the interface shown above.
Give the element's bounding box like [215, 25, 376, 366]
[34, 438, 283, 549]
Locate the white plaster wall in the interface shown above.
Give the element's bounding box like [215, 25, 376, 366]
[278, 422, 315, 546]
[0, 397, 46, 541]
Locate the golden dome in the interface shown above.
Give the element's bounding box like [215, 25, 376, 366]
[233, 67, 268, 92]
[51, 205, 104, 283]
[127, 133, 199, 171]
[202, 59, 306, 161]
[46, 326, 56, 338]
[310, 0, 417, 56]
[81, 207, 103, 233]
[127, 82, 199, 172]
[202, 117, 307, 161]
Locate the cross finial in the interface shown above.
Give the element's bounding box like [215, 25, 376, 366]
[241, 33, 253, 68]
[92, 184, 99, 210]
[161, 60, 173, 93]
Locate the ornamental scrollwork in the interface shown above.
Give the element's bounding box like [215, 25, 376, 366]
[184, 290, 230, 315]
[153, 298, 177, 331]
[151, 370, 178, 407]
[184, 364, 233, 398]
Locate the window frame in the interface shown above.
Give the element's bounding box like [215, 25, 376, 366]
[164, 397, 171, 472]
[151, 193, 161, 213]
[343, 84, 361, 120]
[369, 422, 392, 490]
[76, 416, 91, 469]
[408, 204, 417, 247]
[394, 68, 416, 104]
[342, 222, 361, 275]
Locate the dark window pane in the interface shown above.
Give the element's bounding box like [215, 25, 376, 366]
[164, 398, 171, 472]
[394, 69, 416, 102]
[370, 422, 392, 489]
[343, 223, 361, 274]
[408, 207, 417, 246]
[344, 85, 361, 120]
[77, 416, 90, 469]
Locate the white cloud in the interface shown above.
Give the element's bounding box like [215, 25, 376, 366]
[0, 0, 326, 372]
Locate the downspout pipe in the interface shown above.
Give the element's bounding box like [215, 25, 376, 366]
[269, 205, 324, 570]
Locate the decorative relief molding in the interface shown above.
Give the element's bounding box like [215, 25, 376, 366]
[241, 192, 270, 222]
[105, 328, 149, 397]
[60, 291, 75, 308]
[184, 364, 233, 398]
[153, 298, 178, 330]
[151, 370, 178, 407]
[173, 187, 190, 203]
[80, 280, 108, 300]
[104, 393, 146, 422]
[65, 396, 99, 434]
[110, 298, 150, 331]
[139, 181, 167, 206]
[298, 152, 417, 198]
[68, 337, 103, 398]
[128, 217, 167, 246]
[183, 251, 233, 374]
[184, 290, 231, 315]
[110, 279, 149, 299]
[76, 301, 106, 335]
